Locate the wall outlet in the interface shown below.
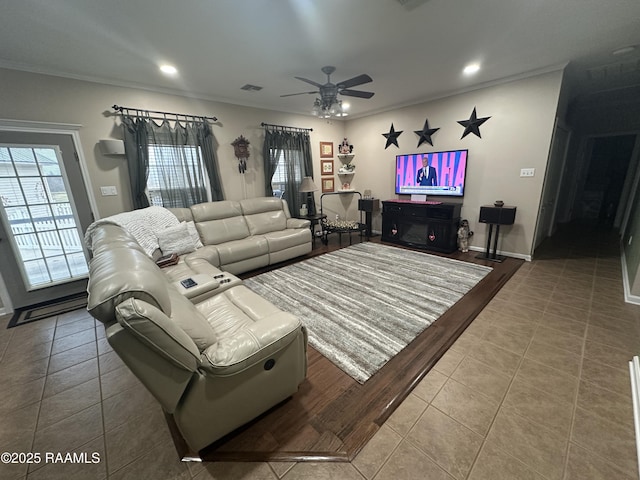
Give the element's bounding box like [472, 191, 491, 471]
[520, 168, 535, 177]
[100, 186, 118, 196]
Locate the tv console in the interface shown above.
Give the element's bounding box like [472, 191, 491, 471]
[381, 199, 461, 253]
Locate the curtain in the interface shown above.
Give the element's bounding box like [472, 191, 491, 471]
[263, 129, 313, 215]
[263, 129, 281, 197]
[122, 116, 150, 209]
[122, 115, 224, 209]
[195, 122, 224, 201]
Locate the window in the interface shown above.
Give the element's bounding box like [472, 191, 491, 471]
[147, 143, 210, 208]
[270, 150, 301, 198]
[0, 145, 88, 289]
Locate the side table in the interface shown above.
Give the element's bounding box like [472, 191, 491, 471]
[297, 213, 327, 247]
[358, 198, 380, 238]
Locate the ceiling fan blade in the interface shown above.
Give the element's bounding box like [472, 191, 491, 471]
[280, 91, 318, 97]
[294, 76, 323, 88]
[340, 89, 375, 99]
[337, 74, 373, 89]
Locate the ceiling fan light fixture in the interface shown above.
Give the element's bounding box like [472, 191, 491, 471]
[335, 101, 349, 117]
[311, 98, 322, 116]
[282, 66, 374, 119]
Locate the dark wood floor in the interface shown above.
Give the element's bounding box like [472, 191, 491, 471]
[170, 234, 523, 462]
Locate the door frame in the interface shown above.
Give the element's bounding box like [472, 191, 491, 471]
[532, 118, 571, 253]
[547, 124, 572, 237]
[0, 119, 98, 315]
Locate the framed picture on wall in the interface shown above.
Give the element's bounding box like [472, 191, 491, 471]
[321, 159, 334, 175]
[322, 177, 335, 193]
[320, 141, 333, 158]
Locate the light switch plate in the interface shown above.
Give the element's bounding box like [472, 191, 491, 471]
[100, 186, 118, 196]
[520, 168, 535, 177]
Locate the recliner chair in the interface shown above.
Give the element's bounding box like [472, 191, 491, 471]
[86, 224, 307, 453]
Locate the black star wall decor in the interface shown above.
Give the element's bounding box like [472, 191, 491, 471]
[457, 107, 491, 139]
[382, 123, 403, 149]
[414, 118, 440, 147]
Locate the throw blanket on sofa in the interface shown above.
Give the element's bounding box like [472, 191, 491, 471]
[84, 206, 179, 256]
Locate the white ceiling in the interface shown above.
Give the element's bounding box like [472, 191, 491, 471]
[2, 0, 640, 118]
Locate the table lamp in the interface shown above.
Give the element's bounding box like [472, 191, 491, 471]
[299, 177, 319, 216]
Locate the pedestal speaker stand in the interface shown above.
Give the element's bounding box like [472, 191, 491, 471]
[475, 205, 516, 263]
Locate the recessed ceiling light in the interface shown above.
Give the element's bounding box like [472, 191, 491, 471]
[612, 46, 636, 56]
[159, 64, 178, 75]
[463, 63, 480, 75]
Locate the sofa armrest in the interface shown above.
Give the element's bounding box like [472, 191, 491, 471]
[200, 314, 304, 375]
[115, 298, 201, 371]
[182, 245, 220, 267]
[287, 218, 310, 229]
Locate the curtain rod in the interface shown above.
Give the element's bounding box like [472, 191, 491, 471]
[261, 122, 312, 132]
[112, 104, 218, 122]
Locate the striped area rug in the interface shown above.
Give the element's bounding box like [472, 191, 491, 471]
[245, 243, 492, 383]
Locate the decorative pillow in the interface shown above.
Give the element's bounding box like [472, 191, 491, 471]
[184, 221, 204, 249]
[157, 223, 196, 256]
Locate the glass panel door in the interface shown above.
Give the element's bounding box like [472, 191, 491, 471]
[0, 144, 89, 290]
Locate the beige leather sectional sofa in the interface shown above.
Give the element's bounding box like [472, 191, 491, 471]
[170, 196, 312, 275]
[84, 197, 310, 453]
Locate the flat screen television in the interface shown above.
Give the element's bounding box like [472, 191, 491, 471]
[395, 149, 468, 197]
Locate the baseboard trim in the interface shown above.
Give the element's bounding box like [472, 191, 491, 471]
[469, 246, 532, 262]
[370, 232, 531, 261]
[621, 250, 640, 305]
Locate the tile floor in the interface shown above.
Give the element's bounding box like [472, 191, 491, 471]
[0, 223, 638, 479]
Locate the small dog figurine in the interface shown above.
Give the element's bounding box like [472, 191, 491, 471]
[457, 219, 474, 253]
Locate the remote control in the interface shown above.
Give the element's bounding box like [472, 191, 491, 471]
[180, 278, 197, 289]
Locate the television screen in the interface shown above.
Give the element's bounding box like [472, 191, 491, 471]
[395, 149, 468, 197]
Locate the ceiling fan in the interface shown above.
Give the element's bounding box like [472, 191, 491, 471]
[281, 66, 374, 117]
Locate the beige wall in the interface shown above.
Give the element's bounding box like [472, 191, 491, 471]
[345, 70, 564, 258]
[0, 68, 346, 218]
[0, 67, 564, 314]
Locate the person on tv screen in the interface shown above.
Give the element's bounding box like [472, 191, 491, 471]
[416, 156, 438, 186]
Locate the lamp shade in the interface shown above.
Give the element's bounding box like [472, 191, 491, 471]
[299, 176, 319, 193]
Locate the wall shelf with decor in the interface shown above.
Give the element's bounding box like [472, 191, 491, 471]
[337, 154, 356, 191]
